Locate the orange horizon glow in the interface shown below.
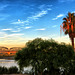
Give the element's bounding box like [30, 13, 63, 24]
[0, 35, 74, 48]
[0, 44, 25, 48]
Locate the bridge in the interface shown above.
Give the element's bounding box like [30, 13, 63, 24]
[0, 51, 17, 56]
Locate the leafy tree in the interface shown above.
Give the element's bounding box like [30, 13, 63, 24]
[66, 52, 75, 75]
[53, 43, 74, 75]
[15, 38, 74, 75]
[15, 38, 45, 74]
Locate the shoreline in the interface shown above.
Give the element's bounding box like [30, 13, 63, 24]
[0, 56, 14, 60]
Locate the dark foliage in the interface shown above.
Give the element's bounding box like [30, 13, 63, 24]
[0, 66, 19, 74]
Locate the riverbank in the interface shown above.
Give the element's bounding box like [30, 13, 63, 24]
[0, 56, 14, 60]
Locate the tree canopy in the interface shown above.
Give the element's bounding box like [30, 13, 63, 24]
[60, 12, 75, 35]
[15, 38, 74, 75]
[60, 12, 75, 48]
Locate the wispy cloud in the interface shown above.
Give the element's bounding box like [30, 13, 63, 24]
[38, 4, 52, 10]
[0, 32, 26, 48]
[11, 4, 52, 26]
[2, 28, 12, 31]
[1, 28, 21, 33]
[0, 13, 10, 21]
[11, 30, 20, 32]
[0, 4, 9, 21]
[0, 32, 7, 38]
[52, 25, 57, 28]
[36, 28, 46, 31]
[52, 14, 64, 20]
[29, 10, 48, 20]
[0, 33, 24, 39]
[11, 18, 30, 25]
[25, 26, 32, 29]
[11, 10, 48, 25]
[7, 33, 24, 37]
[38, 4, 46, 10]
[0, 4, 8, 10]
[58, 0, 74, 2]
[11, 19, 24, 24]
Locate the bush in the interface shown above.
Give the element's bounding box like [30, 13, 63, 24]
[0, 66, 8, 74]
[8, 66, 19, 74]
[0, 66, 19, 74]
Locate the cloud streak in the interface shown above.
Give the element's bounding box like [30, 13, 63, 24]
[0, 33, 24, 39]
[36, 28, 46, 31]
[11, 4, 52, 26]
[28, 10, 48, 20]
[0, 4, 8, 10]
[0, 4, 9, 21]
[52, 25, 57, 28]
[2, 28, 12, 31]
[52, 14, 64, 20]
[0, 13, 10, 21]
[38, 4, 52, 10]
[11, 10, 48, 25]
[11, 30, 20, 32]
[58, 0, 74, 2]
[25, 26, 32, 29]
[7, 34, 24, 37]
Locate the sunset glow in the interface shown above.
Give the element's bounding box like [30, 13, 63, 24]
[0, 0, 75, 47]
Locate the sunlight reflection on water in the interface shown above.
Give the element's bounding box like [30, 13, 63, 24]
[0, 59, 32, 72]
[0, 59, 18, 67]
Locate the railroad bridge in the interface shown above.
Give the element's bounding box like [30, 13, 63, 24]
[0, 51, 17, 56]
[0, 47, 22, 56]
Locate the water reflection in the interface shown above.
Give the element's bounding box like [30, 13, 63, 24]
[0, 59, 32, 72]
[0, 59, 18, 67]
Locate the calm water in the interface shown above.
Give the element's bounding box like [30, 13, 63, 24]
[0, 59, 18, 67]
[0, 59, 32, 72]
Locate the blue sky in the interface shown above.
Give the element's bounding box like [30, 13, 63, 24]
[0, 0, 75, 47]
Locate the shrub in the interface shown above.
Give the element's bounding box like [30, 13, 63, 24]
[0, 66, 19, 74]
[0, 66, 8, 74]
[8, 66, 19, 74]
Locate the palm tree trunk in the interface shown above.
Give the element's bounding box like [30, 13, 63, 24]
[71, 37, 74, 49]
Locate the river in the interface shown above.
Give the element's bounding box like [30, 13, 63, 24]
[0, 59, 32, 73]
[0, 59, 18, 67]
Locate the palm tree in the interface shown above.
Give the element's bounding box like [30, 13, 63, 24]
[60, 12, 75, 49]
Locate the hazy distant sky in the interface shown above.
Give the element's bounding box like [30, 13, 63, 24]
[0, 0, 75, 47]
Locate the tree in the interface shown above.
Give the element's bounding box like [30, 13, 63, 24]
[15, 38, 74, 75]
[15, 38, 44, 74]
[15, 38, 59, 75]
[60, 12, 75, 49]
[53, 43, 74, 75]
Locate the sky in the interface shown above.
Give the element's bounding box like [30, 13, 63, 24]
[0, 0, 75, 48]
